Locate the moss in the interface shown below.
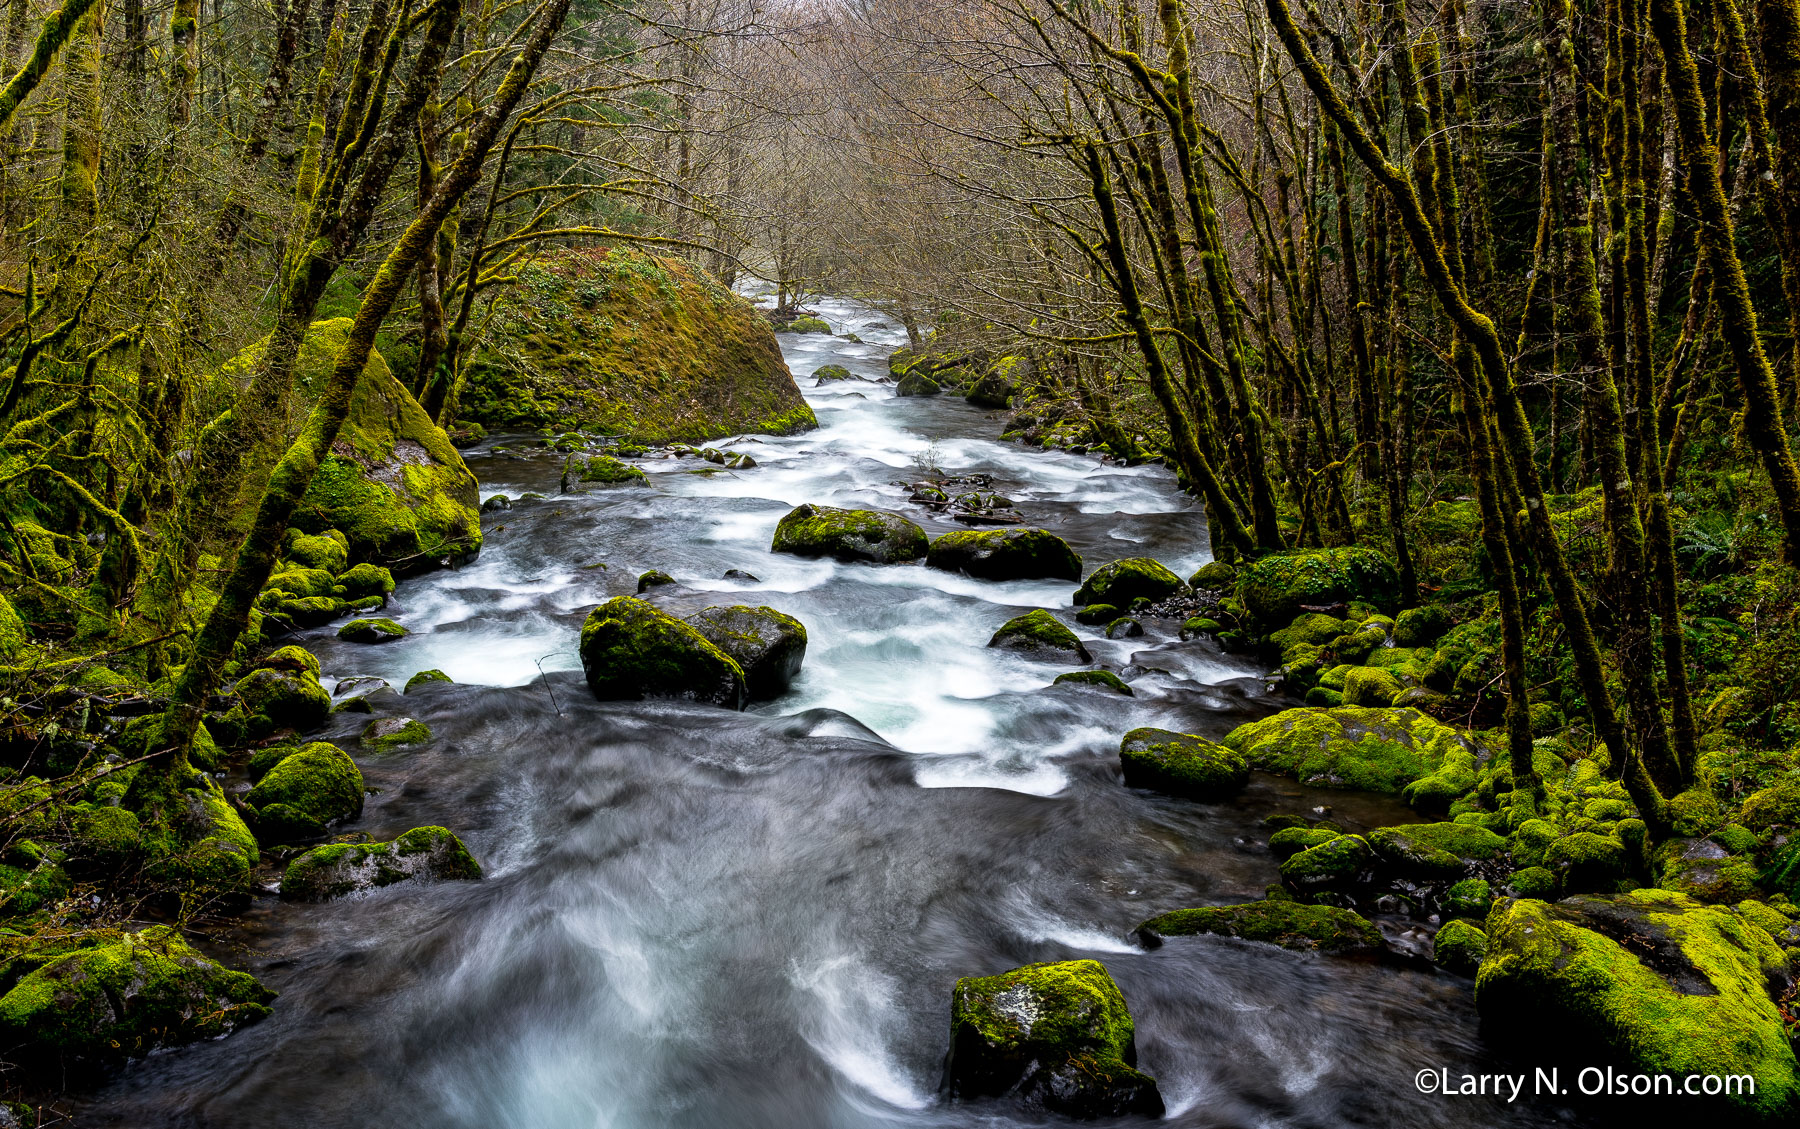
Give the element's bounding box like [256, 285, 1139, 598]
[282, 825, 480, 901]
[1544, 831, 1631, 890]
[1369, 822, 1508, 876]
[70, 805, 142, 869]
[0, 852, 70, 919]
[1341, 665, 1406, 706]
[336, 562, 395, 602]
[812, 363, 853, 381]
[1477, 891, 1798, 1119]
[946, 960, 1161, 1117]
[782, 315, 831, 334]
[462, 250, 816, 442]
[1507, 866, 1559, 898]
[231, 662, 332, 740]
[337, 617, 407, 643]
[1654, 837, 1760, 904]
[1053, 669, 1133, 694]
[360, 717, 432, 751]
[1393, 604, 1454, 647]
[0, 925, 274, 1068]
[1179, 615, 1222, 638]
[1279, 833, 1371, 889]
[1741, 775, 1800, 831]
[1270, 612, 1348, 651]
[580, 596, 746, 707]
[1188, 560, 1237, 588]
[265, 566, 337, 599]
[404, 669, 452, 693]
[286, 531, 349, 574]
[0, 593, 29, 659]
[1443, 877, 1494, 917]
[243, 742, 364, 840]
[1136, 899, 1382, 954]
[1072, 557, 1184, 606]
[1433, 919, 1488, 975]
[111, 714, 223, 773]
[1269, 826, 1341, 858]
[988, 610, 1091, 661]
[926, 528, 1081, 581]
[578, 454, 647, 485]
[771, 503, 927, 564]
[1076, 603, 1120, 625]
[1223, 705, 1484, 805]
[1118, 727, 1248, 799]
[895, 371, 941, 396]
[1237, 547, 1401, 627]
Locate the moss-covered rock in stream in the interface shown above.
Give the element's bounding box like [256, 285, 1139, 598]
[243, 742, 364, 841]
[1279, 833, 1372, 890]
[1237, 547, 1400, 628]
[337, 617, 407, 644]
[337, 561, 396, 602]
[987, 610, 1091, 662]
[1477, 891, 1799, 1120]
[285, 530, 349, 574]
[683, 605, 807, 700]
[1072, 558, 1184, 607]
[404, 669, 452, 694]
[1054, 669, 1132, 694]
[1222, 706, 1484, 807]
[812, 364, 854, 382]
[228, 319, 481, 569]
[459, 249, 816, 442]
[771, 503, 928, 565]
[0, 925, 274, 1070]
[926, 528, 1081, 581]
[282, 826, 481, 901]
[361, 717, 432, 751]
[895, 371, 941, 396]
[1118, 727, 1248, 799]
[580, 596, 746, 708]
[945, 960, 1163, 1118]
[1135, 899, 1384, 956]
[228, 646, 333, 740]
[1368, 822, 1508, 877]
[1433, 919, 1488, 975]
[123, 768, 260, 892]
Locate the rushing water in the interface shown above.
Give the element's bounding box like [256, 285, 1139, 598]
[82, 296, 1581, 1128]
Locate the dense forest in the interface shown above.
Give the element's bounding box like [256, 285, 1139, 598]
[0, 0, 1798, 1122]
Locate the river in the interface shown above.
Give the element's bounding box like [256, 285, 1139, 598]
[81, 296, 1575, 1128]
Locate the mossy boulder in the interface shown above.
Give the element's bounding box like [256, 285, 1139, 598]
[285, 530, 349, 574]
[1341, 665, 1406, 706]
[1075, 603, 1119, 625]
[1237, 547, 1400, 627]
[1269, 612, 1347, 651]
[337, 617, 407, 644]
[926, 528, 1081, 581]
[1072, 558, 1184, 607]
[1222, 706, 1483, 806]
[360, 717, 432, 751]
[404, 669, 452, 693]
[0, 925, 274, 1070]
[1054, 669, 1133, 695]
[1433, 919, 1488, 975]
[1135, 899, 1383, 956]
[282, 826, 481, 901]
[231, 649, 332, 739]
[1477, 891, 1798, 1120]
[264, 566, 337, 599]
[1394, 604, 1454, 647]
[1652, 837, 1759, 904]
[895, 371, 941, 396]
[337, 561, 395, 601]
[233, 319, 482, 569]
[578, 455, 647, 485]
[945, 960, 1162, 1118]
[1280, 834, 1372, 889]
[1442, 877, 1494, 917]
[1188, 560, 1236, 589]
[462, 250, 816, 441]
[988, 610, 1091, 662]
[1118, 727, 1248, 799]
[1741, 776, 1800, 832]
[683, 605, 807, 700]
[579, 596, 746, 708]
[1544, 831, 1632, 890]
[1269, 826, 1341, 858]
[782, 315, 831, 334]
[771, 503, 928, 564]
[1369, 822, 1508, 877]
[965, 370, 1014, 409]
[636, 569, 676, 593]
[243, 742, 364, 841]
[812, 363, 854, 382]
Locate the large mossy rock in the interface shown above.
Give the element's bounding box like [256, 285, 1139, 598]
[987, 610, 1091, 662]
[1221, 706, 1483, 807]
[1119, 727, 1248, 799]
[1368, 822, 1508, 877]
[231, 318, 482, 568]
[895, 371, 941, 396]
[1237, 547, 1400, 627]
[580, 596, 746, 708]
[230, 645, 332, 740]
[127, 769, 261, 891]
[946, 960, 1163, 1118]
[1135, 899, 1384, 956]
[926, 528, 1081, 581]
[1072, 557, 1184, 607]
[683, 605, 807, 700]
[1477, 891, 1798, 1121]
[459, 249, 817, 441]
[0, 925, 274, 1069]
[771, 503, 927, 564]
[243, 742, 365, 841]
[282, 826, 482, 901]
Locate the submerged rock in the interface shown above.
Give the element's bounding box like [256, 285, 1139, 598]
[945, 960, 1162, 1118]
[1477, 891, 1798, 1120]
[243, 742, 365, 841]
[579, 596, 746, 708]
[925, 527, 1081, 581]
[987, 610, 1091, 662]
[771, 503, 928, 564]
[0, 925, 274, 1070]
[282, 826, 481, 901]
[1118, 727, 1248, 799]
[1136, 899, 1384, 956]
[684, 605, 808, 699]
[1072, 558, 1184, 607]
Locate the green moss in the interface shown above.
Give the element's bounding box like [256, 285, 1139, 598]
[1433, 919, 1488, 975]
[337, 562, 395, 601]
[988, 610, 1091, 661]
[578, 454, 647, 484]
[360, 717, 432, 751]
[782, 315, 831, 334]
[405, 669, 452, 693]
[1477, 891, 1798, 1119]
[580, 596, 746, 707]
[1237, 547, 1401, 627]
[1223, 706, 1483, 805]
[286, 531, 349, 574]
[1341, 665, 1405, 706]
[1279, 833, 1371, 889]
[1393, 605, 1453, 647]
[1188, 560, 1236, 589]
[1544, 831, 1631, 890]
[812, 363, 853, 381]
[231, 662, 331, 740]
[1270, 826, 1341, 858]
[947, 959, 1160, 1117]
[1118, 727, 1247, 798]
[1073, 558, 1184, 606]
[1270, 612, 1348, 650]
[0, 925, 274, 1067]
[1741, 775, 1800, 831]
[244, 742, 364, 840]
[265, 566, 337, 599]
[0, 592, 29, 659]
[282, 825, 481, 901]
[895, 371, 941, 396]
[1053, 669, 1133, 694]
[771, 504, 927, 564]
[1369, 822, 1508, 877]
[337, 617, 407, 643]
[1443, 877, 1494, 917]
[1136, 899, 1382, 954]
[1507, 866, 1559, 898]
[926, 528, 1081, 581]
[1076, 603, 1120, 625]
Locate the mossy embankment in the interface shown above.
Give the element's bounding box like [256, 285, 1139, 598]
[458, 248, 817, 442]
